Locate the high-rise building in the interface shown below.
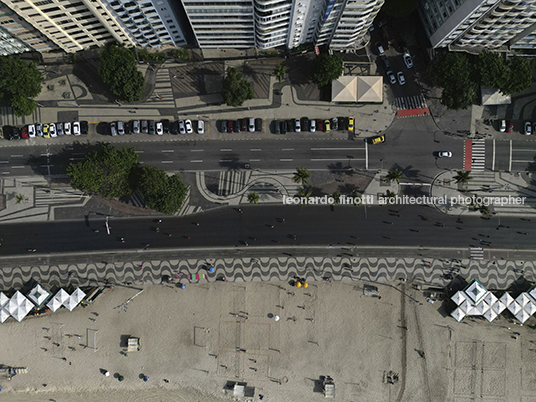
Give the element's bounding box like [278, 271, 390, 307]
[183, 0, 255, 48]
[418, 0, 536, 50]
[103, 0, 188, 48]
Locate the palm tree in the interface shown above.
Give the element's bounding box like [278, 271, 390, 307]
[385, 190, 397, 202]
[247, 191, 260, 204]
[293, 167, 311, 185]
[454, 170, 472, 184]
[331, 190, 341, 205]
[298, 186, 312, 198]
[386, 169, 402, 184]
[273, 62, 289, 83]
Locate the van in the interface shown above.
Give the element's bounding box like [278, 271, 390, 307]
[381, 56, 390, 69]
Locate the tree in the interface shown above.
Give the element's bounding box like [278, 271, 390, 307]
[477, 51, 532, 95]
[247, 191, 260, 204]
[0, 56, 43, 116]
[478, 50, 508, 89]
[99, 43, 144, 102]
[454, 170, 472, 184]
[331, 190, 341, 205]
[222, 67, 254, 107]
[428, 52, 478, 110]
[501, 55, 532, 95]
[298, 186, 312, 198]
[312, 54, 343, 88]
[293, 167, 311, 185]
[139, 166, 188, 214]
[67, 144, 139, 198]
[386, 169, 402, 183]
[273, 62, 288, 83]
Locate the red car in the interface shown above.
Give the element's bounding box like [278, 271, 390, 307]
[21, 126, 29, 139]
[317, 119, 323, 132]
[227, 120, 234, 133]
[507, 120, 514, 133]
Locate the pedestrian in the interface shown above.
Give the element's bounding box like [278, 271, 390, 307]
[196, 222, 200, 226]
[145, 243, 150, 248]
[167, 233, 172, 237]
[163, 379, 170, 383]
[121, 237, 125, 243]
[156, 227, 160, 233]
[158, 219, 162, 224]
[238, 208, 243, 213]
[270, 225, 274, 229]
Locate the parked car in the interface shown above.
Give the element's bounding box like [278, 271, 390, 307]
[12, 127, 21, 140]
[124, 121, 132, 135]
[49, 123, 57, 138]
[255, 118, 263, 132]
[36, 123, 43, 137]
[310, 119, 316, 132]
[21, 126, 29, 139]
[43, 124, 50, 138]
[376, 42, 385, 55]
[324, 119, 331, 133]
[133, 120, 140, 134]
[286, 119, 294, 133]
[141, 120, 148, 134]
[381, 56, 390, 69]
[109, 122, 117, 136]
[294, 118, 301, 132]
[170, 121, 178, 135]
[2, 127, 11, 140]
[161, 119, 170, 133]
[28, 124, 36, 138]
[301, 117, 309, 132]
[72, 121, 80, 136]
[348, 117, 354, 131]
[274, 120, 281, 134]
[228, 120, 234, 133]
[220, 120, 227, 133]
[117, 121, 125, 135]
[234, 120, 241, 133]
[507, 120, 514, 133]
[397, 71, 406, 85]
[500, 119, 506, 132]
[197, 120, 204, 134]
[525, 121, 531, 135]
[185, 119, 193, 134]
[179, 120, 186, 134]
[80, 121, 88, 135]
[317, 119, 323, 132]
[438, 151, 452, 158]
[156, 121, 163, 135]
[369, 135, 385, 145]
[248, 118, 255, 132]
[403, 53, 413, 68]
[148, 120, 156, 135]
[241, 118, 247, 132]
[386, 70, 396, 85]
[332, 117, 338, 131]
[64, 122, 72, 135]
[56, 122, 63, 136]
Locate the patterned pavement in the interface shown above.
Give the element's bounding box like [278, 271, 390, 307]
[1, 254, 534, 292]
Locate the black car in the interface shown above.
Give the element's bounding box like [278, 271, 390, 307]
[332, 118, 339, 131]
[281, 121, 287, 134]
[148, 120, 156, 135]
[301, 117, 309, 132]
[3, 126, 12, 140]
[170, 121, 178, 135]
[274, 120, 280, 134]
[124, 121, 133, 134]
[255, 118, 263, 132]
[338, 117, 347, 130]
[11, 127, 21, 140]
[241, 118, 247, 132]
[141, 120, 148, 134]
[161, 119, 170, 133]
[220, 120, 227, 133]
[234, 120, 241, 133]
[80, 121, 89, 135]
[286, 120, 294, 133]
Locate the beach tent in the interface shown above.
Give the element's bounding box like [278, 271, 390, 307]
[483, 308, 497, 323]
[7, 291, 33, 322]
[0, 308, 9, 323]
[0, 292, 8, 309]
[500, 292, 514, 307]
[516, 308, 531, 323]
[451, 290, 466, 305]
[27, 284, 50, 307]
[47, 289, 70, 312]
[64, 288, 86, 311]
[491, 300, 506, 314]
[508, 301, 522, 315]
[451, 307, 466, 322]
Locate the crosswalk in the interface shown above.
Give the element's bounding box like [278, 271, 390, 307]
[394, 95, 427, 111]
[470, 140, 485, 171]
[470, 248, 484, 260]
[145, 65, 175, 106]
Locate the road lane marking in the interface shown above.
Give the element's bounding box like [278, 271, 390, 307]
[310, 148, 364, 151]
[10, 155, 23, 157]
[161, 161, 173, 163]
[220, 159, 233, 162]
[249, 159, 260, 162]
[135, 150, 144, 154]
[280, 159, 293, 162]
[250, 149, 262, 151]
[161, 150, 174, 153]
[0, 161, 8, 164]
[190, 160, 203, 163]
[190, 149, 204, 152]
[509, 140, 512, 172]
[282, 148, 294, 151]
[2, 171, 9, 175]
[11, 166, 24, 169]
[310, 158, 366, 161]
[220, 149, 232, 152]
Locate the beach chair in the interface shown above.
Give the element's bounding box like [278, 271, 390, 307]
[127, 337, 140, 352]
[186, 273, 205, 282]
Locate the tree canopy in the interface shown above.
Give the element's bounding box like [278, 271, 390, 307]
[312, 54, 343, 88]
[428, 52, 478, 110]
[478, 50, 532, 95]
[0, 56, 43, 116]
[293, 167, 312, 185]
[273, 62, 288, 83]
[222, 67, 254, 107]
[99, 43, 145, 102]
[139, 166, 188, 215]
[67, 144, 139, 198]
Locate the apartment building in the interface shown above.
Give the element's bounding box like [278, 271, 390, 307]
[182, 0, 255, 48]
[103, 0, 187, 48]
[329, 0, 383, 49]
[418, 0, 536, 50]
[255, 0, 292, 49]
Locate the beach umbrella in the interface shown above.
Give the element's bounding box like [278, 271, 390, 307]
[118, 375, 124, 382]
[208, 267, 214, 273]
[296, 282, 302, 288]
[143, 376, 149, 382]
[303, 282, 308, 288]
[180, 284, 185, 290]
[104, 371, 110, 377]
[274, 315, 280, 321]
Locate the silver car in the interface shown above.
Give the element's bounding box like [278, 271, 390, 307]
[49, 123, 57, 138]
[72, 121, 80, 136]
[178, 120, 186, 134]
[133, 120, 140, 134]
[64, 122, 71, 135]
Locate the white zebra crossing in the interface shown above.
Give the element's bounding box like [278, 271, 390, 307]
[471, 140, 485, 171]
[470, 247, 484, 260]
[394, 95, 427, 111]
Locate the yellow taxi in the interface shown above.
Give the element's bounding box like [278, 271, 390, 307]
[43, 124, 50, 138]
[348, 117, 354, 131]
[324, 119, 331, 133]
[369, 135, 385, 145]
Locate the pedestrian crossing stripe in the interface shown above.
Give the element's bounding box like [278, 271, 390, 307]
[394, 95, 427, 111]
[470, 247, 484, 259]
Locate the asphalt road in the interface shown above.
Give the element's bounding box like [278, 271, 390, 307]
[0, 205, 534, 257]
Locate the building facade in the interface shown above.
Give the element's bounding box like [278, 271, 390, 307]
[418, 0, 536, 50]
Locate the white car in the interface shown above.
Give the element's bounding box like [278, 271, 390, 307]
[117, 121, 125, 135]
[295, 118, 301, 132]
[72, 121, 80, 136]
[36, 123, 43, 137]
[197, 120, 204, 134]
[403, 53, 413, 69]
[375, 42, 384, 55]
[178, 120, 186, 134]
[500, 120, 506, 132]
[156, 122, 163, 135]
[438, 151, 452, 158]
[64, 122, 71, 135]
[28, 124, 36, 138]
[525, 121, 532, 135]
[397, 71, 406, 85]
[310, 119, 316, 132]
[386, 70, 396, 85]
[133, 120, 140, 134]
[185, 119, 193, 134]
[248, 118, 255, 132]
[49, 123, 57, 138]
